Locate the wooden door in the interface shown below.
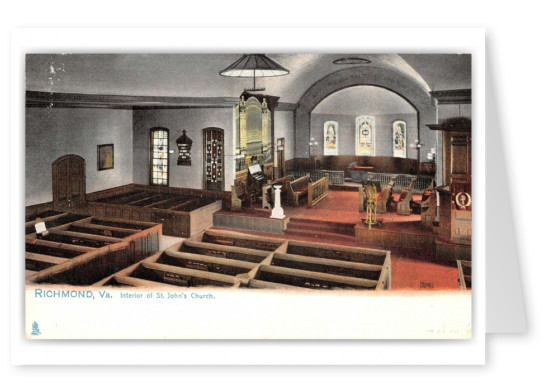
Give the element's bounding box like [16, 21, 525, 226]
[52, 154, 86, 211]
[203, 128, 224, 191]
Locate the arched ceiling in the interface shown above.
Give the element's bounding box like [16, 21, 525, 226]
[25, 53, 471, 104]
[312, 85, 417, 116]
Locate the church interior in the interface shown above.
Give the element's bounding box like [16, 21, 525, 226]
[24, 53, 472, 292]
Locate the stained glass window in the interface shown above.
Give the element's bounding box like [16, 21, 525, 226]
[150, 128, 169, 186]
[355, 115, 375, 156]
[203, 127, 224, 191]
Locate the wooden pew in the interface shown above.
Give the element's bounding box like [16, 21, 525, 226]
[230, 181, 252, 211]
[457, 260, 471, 290]
[287, 174, 311, 207]
[97, 232, 392, 291]
[359, 179, 395, 214]
[376, 180, 395, 214]
[200, 229, 285, 252]
[412, 180, 435, 214]
[84, 183, 226, 237]
[262, 174, 294, 209]
[395, 179, 416, 215]
[26, 217, 162, 285]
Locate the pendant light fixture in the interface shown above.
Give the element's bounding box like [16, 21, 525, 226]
[219, 54, 290, 92]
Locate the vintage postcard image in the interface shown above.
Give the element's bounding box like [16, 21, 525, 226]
[23, 51, 474, 339]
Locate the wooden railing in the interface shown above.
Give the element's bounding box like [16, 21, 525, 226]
[308, 174, 329, 208]
[356, 173, 433, 194]
[290, 169, 344, 186]
[311, 170, 344, 186]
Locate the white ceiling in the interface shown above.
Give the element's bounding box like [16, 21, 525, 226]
[26, 53, 471, 109]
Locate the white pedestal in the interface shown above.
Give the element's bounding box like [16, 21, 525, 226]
[270, 185, 285, 219]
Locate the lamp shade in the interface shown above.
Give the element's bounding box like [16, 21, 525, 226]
[219, 54, 290, 77]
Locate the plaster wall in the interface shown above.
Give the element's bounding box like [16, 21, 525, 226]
[438, 104, 472, 122]
[311, 112, 418, 158]
[25, 107, 133, 206]
[132, 108, 235, 191]
[295, 67, 437, 162]
[274, 110, 295, 163]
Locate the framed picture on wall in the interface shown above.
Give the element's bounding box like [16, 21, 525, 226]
[97, 143, 114, 171]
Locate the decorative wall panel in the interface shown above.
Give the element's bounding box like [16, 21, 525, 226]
[203, 127, 224, 191]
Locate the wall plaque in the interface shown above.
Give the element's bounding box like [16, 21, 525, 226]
[176, 129, 193, 166]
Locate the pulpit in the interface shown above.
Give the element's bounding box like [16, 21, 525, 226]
[427, 117, 472, 244]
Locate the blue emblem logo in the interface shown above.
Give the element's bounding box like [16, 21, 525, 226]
[31, 321, 41, 336]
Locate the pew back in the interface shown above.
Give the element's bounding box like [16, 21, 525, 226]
[287, 175, 311, 206]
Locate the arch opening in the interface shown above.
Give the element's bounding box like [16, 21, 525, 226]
[295, 66, 438, 179]
[310, 85, 418, 159]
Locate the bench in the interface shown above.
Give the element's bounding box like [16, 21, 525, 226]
[395, 179, 416, 215]
[287, 175, 311, 206]
[359, 179, 395, 214]
[457, 260, 471, 290]
[396, 178, 416, 215]
[412, 180, 435, 214]
[377, 179, 395, 214]
[395, 190, 412, 215]
[262, 174, 294, 208]
[231, 181, 252, 211]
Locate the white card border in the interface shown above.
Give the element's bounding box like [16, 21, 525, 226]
[10, 27, 485, 365]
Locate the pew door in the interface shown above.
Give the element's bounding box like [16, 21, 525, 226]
[52, 154, 86, 211]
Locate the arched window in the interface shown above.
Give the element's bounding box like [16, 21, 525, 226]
[150, 128, 169, 186]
